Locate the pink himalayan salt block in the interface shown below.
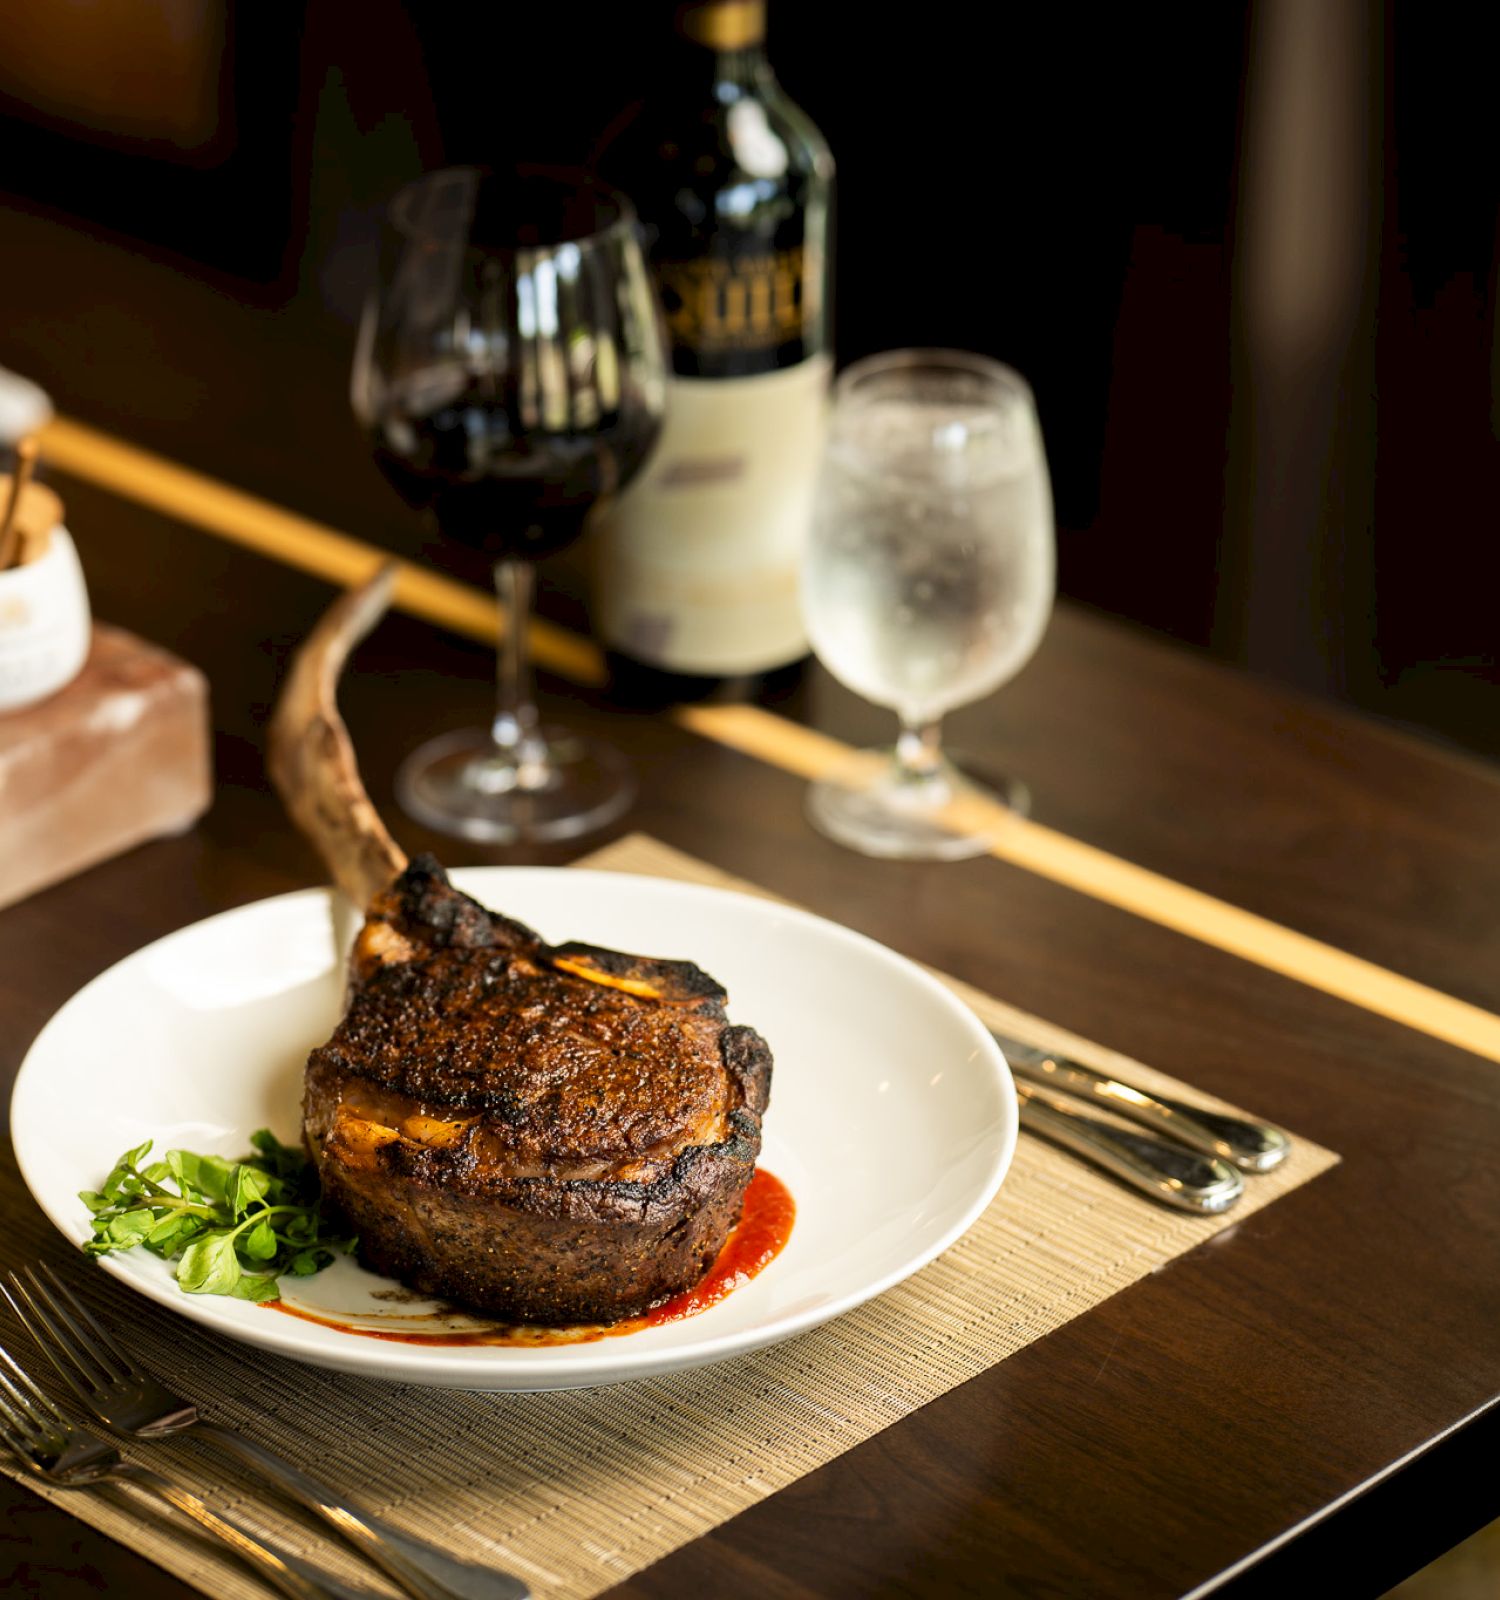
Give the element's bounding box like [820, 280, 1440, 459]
[0, 624, 210, 910]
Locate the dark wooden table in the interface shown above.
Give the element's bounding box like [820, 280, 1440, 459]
[2, 201, 1499, 1599]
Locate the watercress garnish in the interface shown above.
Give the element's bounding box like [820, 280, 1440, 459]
[79, 1130, 355, 1303]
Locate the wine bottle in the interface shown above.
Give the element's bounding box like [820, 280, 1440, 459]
[591, 0, 834, 703]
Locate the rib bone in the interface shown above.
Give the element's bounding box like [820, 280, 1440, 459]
[268, 565, 408, 908]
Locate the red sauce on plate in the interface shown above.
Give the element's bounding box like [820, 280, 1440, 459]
[642, 1167, 796, 1327]
[264, 1168, 795, 1348]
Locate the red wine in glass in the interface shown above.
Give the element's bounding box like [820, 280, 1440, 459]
[371, 373, 663, 562]
[353, 168, 668, 842]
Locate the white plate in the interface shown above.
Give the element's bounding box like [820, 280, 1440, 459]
[11, 869, 1015, 1391]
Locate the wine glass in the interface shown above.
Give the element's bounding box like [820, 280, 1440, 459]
[352, 166, 668, 843]
[800, 349, 1055, 860]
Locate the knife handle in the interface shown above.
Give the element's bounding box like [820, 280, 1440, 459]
[1003, 1046, 1291, 1172]
[193, 1422, 529, 1600]
[1015, 1083, 1244, 1214]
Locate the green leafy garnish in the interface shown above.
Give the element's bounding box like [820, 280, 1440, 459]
[80, 1131, 355, 1303]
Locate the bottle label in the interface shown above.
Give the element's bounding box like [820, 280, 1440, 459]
[657, 245, 817, 358]
[591, 356, 832, 675]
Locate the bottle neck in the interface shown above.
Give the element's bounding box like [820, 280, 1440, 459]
[676, 2, 770, 91]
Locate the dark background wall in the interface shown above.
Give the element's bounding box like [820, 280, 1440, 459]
[1, 0, 1496, 756]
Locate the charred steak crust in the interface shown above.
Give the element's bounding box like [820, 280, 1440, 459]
[304, 856, 774, 1325]
[549, 941, 728, 1006]
[317, 1111, 764, 1328]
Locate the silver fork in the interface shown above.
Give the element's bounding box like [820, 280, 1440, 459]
[0, 1339, 376, 1600]
[4, 1265, 528, 1600]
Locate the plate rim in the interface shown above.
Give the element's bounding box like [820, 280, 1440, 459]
[11, 866, 1017, 1387]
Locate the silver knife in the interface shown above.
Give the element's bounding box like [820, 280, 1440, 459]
[1015, 1081, 1245, 1214]
[995, 1032, 1292, 1172]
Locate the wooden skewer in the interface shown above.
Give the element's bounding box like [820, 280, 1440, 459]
[0, 436, 39, 570]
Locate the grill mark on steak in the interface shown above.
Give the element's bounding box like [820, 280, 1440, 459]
[316, 940, 731, 1164]
[304, 855, 774, 1325]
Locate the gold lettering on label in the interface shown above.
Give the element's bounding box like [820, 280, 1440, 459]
[721, 274, 748, 336]
[748, 267, 773, 335]
[658, 246, 812, 351]
[771, 258, 800, 335]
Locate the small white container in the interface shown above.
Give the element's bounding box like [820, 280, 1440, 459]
[0, 526, 91, 713]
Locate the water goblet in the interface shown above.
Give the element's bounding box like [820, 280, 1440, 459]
[800, 348, 1055, 859]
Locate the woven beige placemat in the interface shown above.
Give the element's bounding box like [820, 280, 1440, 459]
[0, 834, 1339, 1599]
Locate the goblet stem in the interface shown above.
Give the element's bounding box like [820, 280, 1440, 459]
[489, 556, 550, 791]
[894, 714, 950, 802]
[394, 546, 634, 837]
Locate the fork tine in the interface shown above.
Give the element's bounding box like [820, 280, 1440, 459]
[0, 1341, 71, 1441]
[33, 1265, 135, 1382]
[0, 1407, 26, 1452]
[0, 1278, 102, 1406]
[0, 1399, 33, 1460]
[0, 1356, 38, 1441]
[2, 1269, 119, 1396]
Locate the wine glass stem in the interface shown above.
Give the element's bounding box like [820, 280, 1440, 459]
[895, 715, 947, 792]
[492, 556, 550, 785]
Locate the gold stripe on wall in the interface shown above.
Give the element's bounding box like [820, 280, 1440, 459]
[44, 414, 1500, 1066]
[39, 416, 607, 688]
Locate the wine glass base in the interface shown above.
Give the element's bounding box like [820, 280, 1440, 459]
[396, 726, 635, 845]
[806, 748, 1028, 861]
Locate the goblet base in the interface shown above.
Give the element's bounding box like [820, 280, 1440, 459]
[806, 748, 1028, 861]
[396, 726, 634, 844]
